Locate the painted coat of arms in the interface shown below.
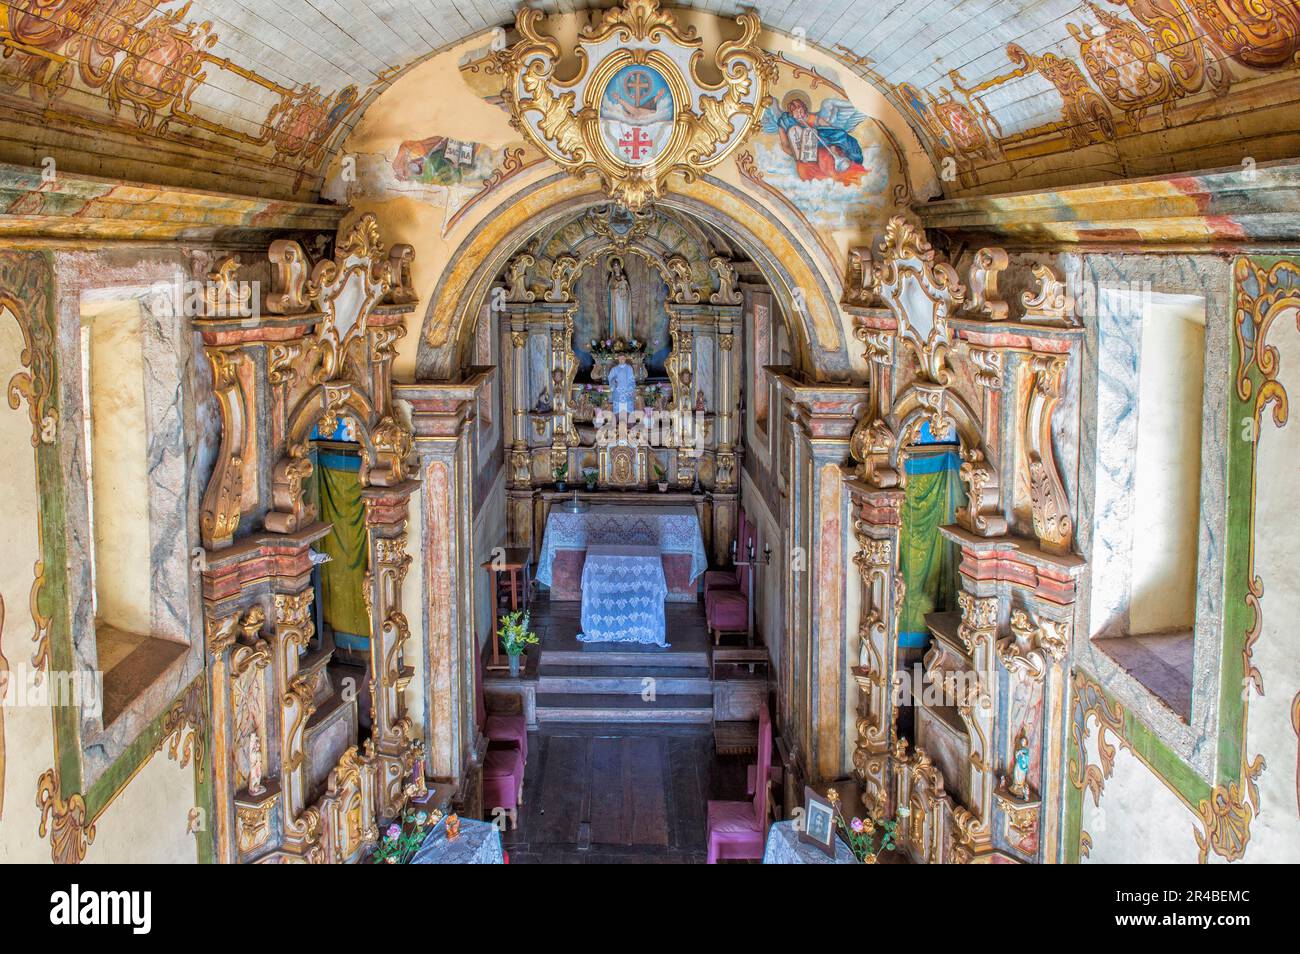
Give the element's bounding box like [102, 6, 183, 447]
[497, 0, 773, 209]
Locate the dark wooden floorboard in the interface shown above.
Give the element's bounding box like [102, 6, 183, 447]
[502, 723, 746, 863]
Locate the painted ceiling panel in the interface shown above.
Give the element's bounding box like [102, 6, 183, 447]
[1, 0, 1298, 200]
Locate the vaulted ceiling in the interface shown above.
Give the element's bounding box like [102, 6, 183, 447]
[2, 1, 1298, 200]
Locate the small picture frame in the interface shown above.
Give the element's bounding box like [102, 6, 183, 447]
[799, 786, 837, 858]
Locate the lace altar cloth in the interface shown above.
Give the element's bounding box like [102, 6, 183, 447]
[410, 817, 505, 864]
[536, 504, 707, 589]
[578, 544, 669, 645]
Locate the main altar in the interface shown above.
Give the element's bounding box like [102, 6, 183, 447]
[496, 202, 748, 572]
[536, 503, 707, 604]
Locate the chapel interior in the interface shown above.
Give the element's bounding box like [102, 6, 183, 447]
[0, 0, 1297, 866]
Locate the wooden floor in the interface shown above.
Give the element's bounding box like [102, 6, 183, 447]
[501, 723, 748, 864]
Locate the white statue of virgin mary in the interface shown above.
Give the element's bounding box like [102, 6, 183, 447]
[608, 257, 632, 343]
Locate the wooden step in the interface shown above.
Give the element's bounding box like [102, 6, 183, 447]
[535, 691, 714, 724]
[538, 664, 712, 695]
[540, 647, 709, 668]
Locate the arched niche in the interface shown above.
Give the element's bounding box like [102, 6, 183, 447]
[857, 384, 1007, 538]
[415, 173, 850, 381]
[266, 382, 413, 534]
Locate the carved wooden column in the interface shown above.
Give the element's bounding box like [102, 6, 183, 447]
[272, 587, 318, 857]
[362, 481, 420, 816]
[395, 371, 490, 794]
[845, 484, 904, 818]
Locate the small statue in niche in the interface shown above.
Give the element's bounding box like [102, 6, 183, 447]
[534, 388, 552, 414]
[247, 731, 266, 797]
[1008, 730, 1031, 799]
[607, 256, 632, 343]
[695, 389, 706, 413]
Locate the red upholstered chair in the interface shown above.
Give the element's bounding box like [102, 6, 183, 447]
[482, 742, 524, 825]
[707, 703, 772, 863]
[475, 647, 528, 764]
[703, 510, 747, 595]
[705, 517, 755, 645]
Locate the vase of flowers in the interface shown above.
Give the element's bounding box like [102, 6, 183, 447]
[497, 610, 539, 677]
[369, 807, 442, 864]
[653, 462, 669, 493]
[826, 787, 896, 863]
[553, 462, 568, 492]
[583, 466, 598, 491]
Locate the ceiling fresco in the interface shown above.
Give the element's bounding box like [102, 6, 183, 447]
[2, 1, 1298, 200]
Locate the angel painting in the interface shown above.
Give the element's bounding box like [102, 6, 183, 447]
[761, 92, 868, 186]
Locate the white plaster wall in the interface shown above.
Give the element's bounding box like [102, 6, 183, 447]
[473, 466, 509, 650]
[1079, 726, 1202, 864]
[1082, 301, 1300, 864]
[0, 307, 58, 863]
[1130, 294, 1205, 634]
[1237, 306, 1300, 862]
[83, 752, 197, 864]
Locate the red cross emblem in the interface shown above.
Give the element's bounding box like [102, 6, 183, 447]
[619, 127, 653, 161]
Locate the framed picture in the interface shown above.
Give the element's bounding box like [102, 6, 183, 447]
[799, 786, 837, 857]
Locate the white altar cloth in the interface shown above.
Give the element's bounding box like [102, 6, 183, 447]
[578, 544, 668, 645]
[535, 504, 707, 588]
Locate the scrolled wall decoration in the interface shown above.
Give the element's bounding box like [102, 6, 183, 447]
[36, 769, 95, 865]
[1023, 353, 1073, 554]
[495, 0, 773, 210]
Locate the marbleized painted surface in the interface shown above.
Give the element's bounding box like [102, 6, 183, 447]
[0, 248, 203, 863]
[1069, 252, 1230, 777]
[52, 251, 207, 785]
[1070, 254, 1299, 864]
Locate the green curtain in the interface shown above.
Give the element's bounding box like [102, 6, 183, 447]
[899, 449, 964, 648]
[317, 450, 370, 648]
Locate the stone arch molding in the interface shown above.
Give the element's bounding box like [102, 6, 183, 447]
[415, 174, 851, 381]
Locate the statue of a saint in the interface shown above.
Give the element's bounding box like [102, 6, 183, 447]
[247, 731, 265, 797]
[608, 257, 632, 343]
[608, 355, 637, 416]
[1008, 731, 1031, 799]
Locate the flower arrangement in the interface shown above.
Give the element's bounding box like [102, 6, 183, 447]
[497, 610, 539, 658]
[588, 337, 644, 357]
[583, 466, 598, 489]
[370, 807, 442, 864]
[826, 787, 896, 863]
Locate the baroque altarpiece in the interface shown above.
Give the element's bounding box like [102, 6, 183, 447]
[842, 219, 1084, 863]
[494, 203, 748, 566]
[196, 216, 431, 862]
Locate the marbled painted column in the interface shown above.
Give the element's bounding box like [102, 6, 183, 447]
[772, 370, 870, 784]
[396, 373, 489, 791]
